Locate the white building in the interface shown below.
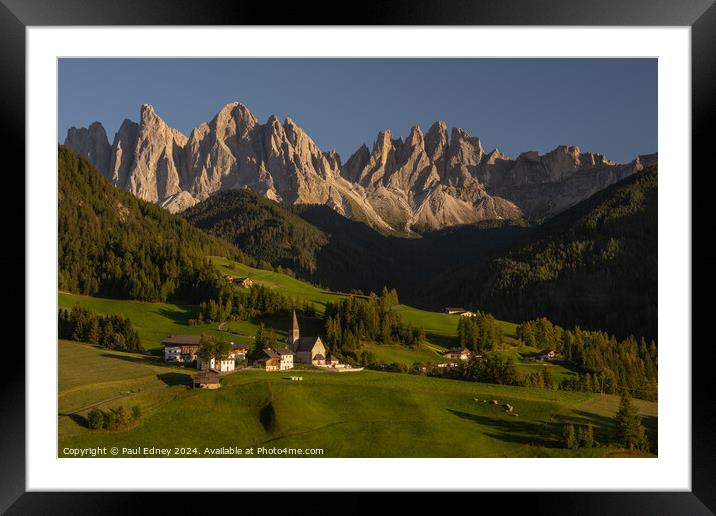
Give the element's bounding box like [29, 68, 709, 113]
[444, 347, 472, 361]
[259, 348, 294, 370]
[197, 355, 236, 373]
[276, 349, 294, 370]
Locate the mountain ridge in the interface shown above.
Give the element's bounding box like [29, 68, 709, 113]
[64, 101, 656, 232]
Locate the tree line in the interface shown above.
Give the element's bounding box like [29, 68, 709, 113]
[87, 405, 142, 431]
[517, 316, 657, 401]
[457, 312, 503, 353]
[561, 394, 650, 453]
[59, 305, 143, 352]
[323, 288, 426, 353]
[192, 284, 315, 324]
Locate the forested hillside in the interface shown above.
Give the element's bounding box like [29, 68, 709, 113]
[58, 146, 248, 303]
[182, 189, 328, 274]
[182, 189, 527, 296]
[428, 167, 658, 341]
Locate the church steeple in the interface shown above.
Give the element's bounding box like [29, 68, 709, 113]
[289, 309, 300, 349]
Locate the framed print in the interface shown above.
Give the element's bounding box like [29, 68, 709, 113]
[2, 0, 712, 512]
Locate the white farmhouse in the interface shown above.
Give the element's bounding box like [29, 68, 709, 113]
[197, 355, 236, 373]
[276, 349, 294, 370]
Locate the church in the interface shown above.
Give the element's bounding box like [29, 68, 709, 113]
[287, 309, 330, 366]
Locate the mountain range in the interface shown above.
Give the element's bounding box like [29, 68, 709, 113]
[64, 102, 657, 232]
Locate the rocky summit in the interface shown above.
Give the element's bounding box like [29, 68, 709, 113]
[64, 102, 656, 232]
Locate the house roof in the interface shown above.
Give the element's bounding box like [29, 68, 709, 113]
[313, 353, 325, 360]
[261, 348, 279, 359]
[275, 348, 294, 356]
[295, 336, 321, 352]
[163, 335, 202, 346]
[194, 369, 220, 382]
[446, 347, 471, 354]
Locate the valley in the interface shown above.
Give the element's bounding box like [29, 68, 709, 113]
[58, 341, 657, 458]
[57, 126, 658, 459]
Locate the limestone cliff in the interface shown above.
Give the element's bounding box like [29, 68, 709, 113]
[64, 102, 656, 232]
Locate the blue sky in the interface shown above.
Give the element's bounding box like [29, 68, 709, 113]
[59, 58, 657, 164]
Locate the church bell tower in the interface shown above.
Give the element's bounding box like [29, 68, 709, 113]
[288, 309, 300, 350]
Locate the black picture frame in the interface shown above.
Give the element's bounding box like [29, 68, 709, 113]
[2, 0, 711, 512]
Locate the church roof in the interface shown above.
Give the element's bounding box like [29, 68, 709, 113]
[275, 348, 294, 355]
[295, 336, 321, 352]
[313, 353, 325, 361]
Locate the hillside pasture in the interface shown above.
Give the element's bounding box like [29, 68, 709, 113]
[58, 341, 657, 458]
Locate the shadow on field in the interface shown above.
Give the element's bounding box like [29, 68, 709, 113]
[156, 306, 193, 325]
[426, 333, 459, 348]
[447, 409, 560, 448]
[157, 372, 192, 386]
[556, 410, 615, 444]
[259, 401, 277, 432]
[99, 353, 179, 371]
[68, 413, 88, 428]
[99, 353, 155, 365]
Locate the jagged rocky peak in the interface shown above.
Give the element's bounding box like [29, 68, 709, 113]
[447, 126, 484, 164]
[62, 100, 656, 232]
[425, 121, 448, 161]
[407, 125, 424, 146]
[64, 121, 111, 175]
[342, 144, 371, 183]
[485, 147, 509, 164]
[209, 101, 258, 138]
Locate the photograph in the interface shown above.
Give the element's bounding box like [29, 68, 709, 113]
[56, 57, 659, 459]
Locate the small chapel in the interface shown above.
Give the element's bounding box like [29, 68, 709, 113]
[287, 309, 331, 366]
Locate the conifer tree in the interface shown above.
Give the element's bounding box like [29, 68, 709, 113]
[563, 424, 577, 449]
[614, 394, 649, 451]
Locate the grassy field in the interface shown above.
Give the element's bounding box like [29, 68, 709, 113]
[60, 257, 579, 383]
[58, 292, 235, 349]
[211, 256, 347, 316]
[360, 343, 446, 365]
[58, 340, 657, 458]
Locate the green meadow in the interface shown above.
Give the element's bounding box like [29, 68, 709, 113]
[60, 256, 581, 383]
[58, 341, 657, 458]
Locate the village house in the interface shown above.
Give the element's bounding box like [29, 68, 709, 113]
[257, 352, 281, 372]
[235, 276, 253, 288]
[442, 307, 475, 316]
[256, 348, 294, 370]
[287, 309, 328, 366]
[196, 354, 236, 373]
[231, 344, 249, 361]
[193, 368, 221, 389]
[163, 335, 202, 363]
[540, 350, 559, 361]
[224, 274, 253, 288]
[275, 348, 294, 370]
[444, 347, 472, 361]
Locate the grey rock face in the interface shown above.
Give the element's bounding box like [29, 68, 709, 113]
[64, 122, 111, 177]
[64, 102, 656, 231]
